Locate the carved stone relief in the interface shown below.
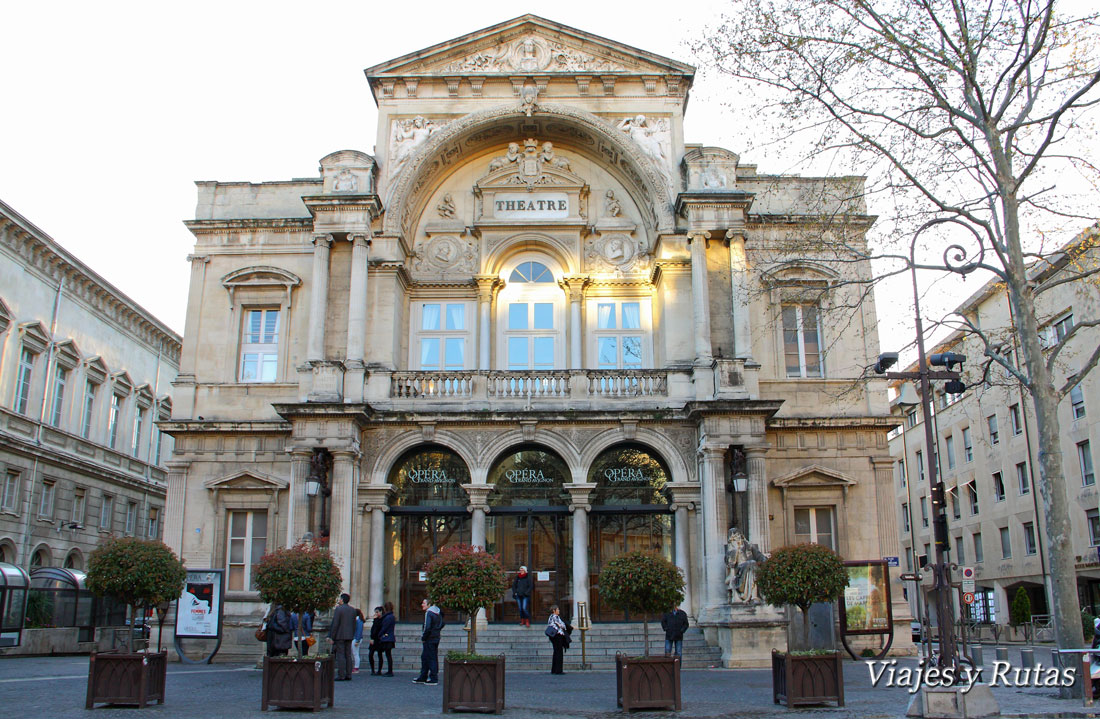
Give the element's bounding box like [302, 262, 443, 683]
[388, 116, 446, 186]
[616, 115, 672, 190]
[584, 233, 649, 274]
[440, 36, 626, 74]
[412, 235, 478, 274]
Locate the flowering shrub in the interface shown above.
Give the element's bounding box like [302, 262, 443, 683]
[756, 543, 848, 648]
[254, 542, 342, 617]
[598, 551, 684, 655]
[424, 544, 509, 654]
[86, 537, 186, 647]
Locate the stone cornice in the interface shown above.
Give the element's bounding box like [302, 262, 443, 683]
[767, 416, 896, 430]
[184, 218, 315, 234]
[748, 213, 877, 228]
[0, 204, 182, 364]
[649, 260, 691, 287]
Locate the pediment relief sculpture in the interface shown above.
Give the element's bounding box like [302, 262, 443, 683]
[203, 469, 288, 492]
[482, 138, 582, 190]
[388, 115, 447, 186]
[440, 34, 627, 75]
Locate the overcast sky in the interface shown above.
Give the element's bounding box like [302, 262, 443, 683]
[2, 1, 1094, 361]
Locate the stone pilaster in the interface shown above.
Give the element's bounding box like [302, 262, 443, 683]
[699, 446, 727, 613]
[667, 481, 701, 618]
[329, 449, 359, 592]
[306, 234, 332, 362]
[745, 446, 770, 553]
[474, 275, 501, 370]
[559, 275, 588, 369]
[163, 460, 190, 556]
[344, 233, 371, 402]
[565, 482, 597, 622]
[688, 231, 713, 365]
[287, 449, 312, 546]
[361, 484, 392, 614]
[726, 229, 753, 361]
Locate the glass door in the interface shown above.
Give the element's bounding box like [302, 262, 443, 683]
[588, 512, 673, 621]
[486, 512, 571, 622]
[391, 513, 470, 623]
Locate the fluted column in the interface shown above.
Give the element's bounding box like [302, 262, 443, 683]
[179, 255, 209, 379]
[474, 276, 500, 370]
[345, 234, 371, 363]
[560, 276, 588, 369]
[688, 231, 713, 365]
[329, 449, 359, 592]
[726, 229, 753, 360]
[700, 446, 727, 611]
[307, 234, 333, 362]
[287, 450, 312, 546]
[745, 446, 770, 553]
[163, 461, 190, 556]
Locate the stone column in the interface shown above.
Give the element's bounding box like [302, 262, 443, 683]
[307, 234, 333, 362]
[745, 446, 770, 553]
[700, 446, 728, 612]
[673, 502, 693, 616]
[345, 234, 371, 363]
[287, 450, 312, 547]
[565, 483, 597, 622]
[474, 276, 499, 370]
[726, 229, 753, 360]
[179, 255, 209, 379]
[163, 461, 190, 556]
[560, 276, 588, 369]
[362, 485, 392, 614]
[329, 449, 359, 592]
[461, 484, 494, 551]
[688, 231, 713, 365]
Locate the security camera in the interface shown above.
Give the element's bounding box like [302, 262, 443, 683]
[873, 352, 898, 374]
[929, 352, 966, 371]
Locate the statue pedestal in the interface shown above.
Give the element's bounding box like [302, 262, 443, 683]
[697, 603, 787, 668]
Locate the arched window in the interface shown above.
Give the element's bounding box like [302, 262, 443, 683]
[387, 445, 470, 507]
[486, 445, 569, 506]
[30, 548, 48, 568]
[509, 262, 554, 283]
[499, 257, 564, 370]
[587, 443, 671, 506]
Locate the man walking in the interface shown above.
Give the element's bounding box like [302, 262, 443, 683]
[329, 593, 357, 680]
[660, 603, 689, 657]
[413, 597, 443, 685]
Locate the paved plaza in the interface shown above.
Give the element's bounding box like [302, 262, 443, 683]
[0, 647, 1092, 719]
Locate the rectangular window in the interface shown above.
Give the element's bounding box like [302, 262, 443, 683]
[901, 502, 910, 532]
[782, 303, 823, 378]
[418, 302, 468, 371]
[131, 408, 145, 459]
[907, 410, 918, 428]
[2, 471, 19, 512]
[71, 487, 85, 525]
[962, 428, 973, 463]
[1016, 461, 1030, 495]
[39, 480, 56, 518]
[227, 510, 268, 591]
[239, 309, 280, 382]
[987, 415, 999, 445]
[968, 481, 979, 515]
[999, 526, 1012, 559]
[920, 497, 929, 528]
[945, 435, 956, 470]
[1053, 312, 1074, 342]
[81, 380, 98, 439]
[955, 535, 965, 564]
[14, 347, 35, 415]
[793, 507, 835, 549]
[154, 429, 164, 465]
[1087, 509, 1100, 547]
[506, 302, 555, 370]
[1071, 385, 1086, 419]
[147, 507, 159, 539]
[916, 450, 925, 482]
[594, 301, 644, 369]
[905, 547, 913, 571]
[973, 531, 984, 563]
[1023, 521, 1037, 555]
[950, 489, 961, 520]
[993, 472, 1005, 502]
[897, 459, 906, 487]
[1080, 440, 1095, 486]
[108, 394, 123, 449]
[1010, 404, 1022, 435]
[50, 365, 68, 427]
[125, 501, 136, 535]
[99, 494, 113, 531]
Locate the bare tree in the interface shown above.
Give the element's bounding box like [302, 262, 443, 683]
[696, 0, 1100, 659]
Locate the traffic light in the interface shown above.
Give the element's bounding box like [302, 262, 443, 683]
[929, 352, 966, 371]
[930, 482, 946, 510]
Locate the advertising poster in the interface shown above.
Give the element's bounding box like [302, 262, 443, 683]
[175, 569, 223, 639]
[842, 561, 891, 634]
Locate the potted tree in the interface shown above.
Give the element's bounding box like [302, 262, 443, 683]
[756, 543, 849, 708]
[424, 544, 510, 714]
[599, 550, 685, 711]
[84, 537, 186, 709]
[253, 542, 343, 712]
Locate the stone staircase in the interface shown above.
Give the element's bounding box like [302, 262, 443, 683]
[367, 623, 722, 671]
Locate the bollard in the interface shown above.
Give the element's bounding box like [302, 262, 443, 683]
[970, 645, 983, 667]
[1020, 648, 1035, 668]
[996, 647, 1009, 664]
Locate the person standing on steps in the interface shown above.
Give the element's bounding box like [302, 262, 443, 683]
[546, 605, 569, 674]
[328, 593, 357, 681]
[660, 603, 689, 657]
[377, 602, 396, 676]
[367, 606, 384, 675]
[513, 566, 533, 626]
[413, 598, 443, 685]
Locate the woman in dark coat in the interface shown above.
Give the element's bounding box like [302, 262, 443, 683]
[546, 605, 569, 674]
[512, 566, 533, 626]
[265, 603, 293, 657]
[376, 602, 397, 676]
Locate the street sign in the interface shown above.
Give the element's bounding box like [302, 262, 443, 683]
[900, 573, 920, 582]
[883, 556, 899, 567]
[960, 566, 975, 580]
[962, 592, 975, 605]
[962, 579, 976, 593]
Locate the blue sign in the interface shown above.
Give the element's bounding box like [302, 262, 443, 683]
[883, 556, 900, 567]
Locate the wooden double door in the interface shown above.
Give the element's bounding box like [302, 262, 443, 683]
[486, 510, 571, 623]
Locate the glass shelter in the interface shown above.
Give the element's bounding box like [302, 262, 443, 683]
[0, 563, 29, 647]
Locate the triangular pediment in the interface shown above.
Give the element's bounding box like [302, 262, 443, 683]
[364, 15, 694, 79]
[771, 464, 858, 489]
[204, 470, 288, 492]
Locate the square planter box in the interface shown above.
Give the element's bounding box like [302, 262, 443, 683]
[771, 650, 844, 707]
[615, 653, 681, 711]
[261, 655, 335, 712]
[85, 650, 167, 709]
[443, 655, 506, 713]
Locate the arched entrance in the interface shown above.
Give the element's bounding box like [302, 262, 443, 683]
[385, 445, 471, 623]
[587, 443, 673, 621]
[485, 444, 572, 622]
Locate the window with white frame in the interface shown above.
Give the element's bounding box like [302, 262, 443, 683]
[905, 547, 913, 571]
[131, 407, 145, 459]
[901, 502, 910, 532]
[999, 526, 1012, 559]
[1016, 461, 1030, 495]
[227, 510, 268, 591]
[501, 261, 562, 371]
[39, 480, 56, 518]
[907, 410, 918, 428]
[49, 364, 68, 428]
[125, 501, 136, 535]
[955, 535, 965, 564]
[1053, 311, 1074, 343]
[950, 488, 961, 520]
[99, 494, 113, 531]
[71, 487, 85, 525]
[1079, 440, 1095, 487]
[81, 380, 98, 439]
[108, 394, 123, 449]
[782, 303, 823, 378]
[945, 435, 956, 470]
[962, 427, 973, 462]
[916, 450, 925, 482]
[14, 347, 36, 415]
[920, 497, 929, 528]
[973, 531, 984, 563]
[897, 459, 906, 487]
[592, 300, 648, 369]
[987, 414, 999, 445]
[1010, 404, 1022, 435]
[2, 471, 19, 512]
[793, 506, 835, 549]
[993, 472, 1005, 502]
[239, 309, 280, 382]
[1071, 385, 1086, 419]
[415, 302, 471, 371]
[1087, 508, 1100, 547]
[968, 481, 979, 514]
[147, 507, 159, 538]
[1023, 521, 1037, 555]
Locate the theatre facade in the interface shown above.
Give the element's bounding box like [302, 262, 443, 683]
[163, 15, 909, 662]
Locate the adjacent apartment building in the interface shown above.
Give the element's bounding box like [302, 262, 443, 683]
[163, 15, 909, 663]
[0, 199, 180, 572]
[890, 225, 1100, 626]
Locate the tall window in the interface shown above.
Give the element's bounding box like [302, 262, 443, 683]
[125, 501, 136, 535]
[962, 427, 973, 462]
[1079, 440, 1095, 486]
[955, 535, 965, 564]
[897, 459, 906, 487]
[81, 380, 98, 439]
[987, 415, 999, 444]
[1087, 509, 1100, 547]
[1010, 404, 1022, 435]
[50, 365, 68, 427]
[147, 507, 159, 538]
[945, 435, 956, 470]
[1071, 385, 1086, 419]
[1053, 311, 1074, 342]
[973, 531, 984, 563]
[71, 488, 85, 525]
[999, 526, 1012, 559]
[240, 309, 279, 382]
[920, 497, 929, 528]
[227, 510, 268, 591]
[1023, 521, 1037, 555]
[99, 494, 114, 530]
[993, 472, 1005, 502]
[793, 507, 834, 549]
[906, 410, 918, 428]
[915, 450, 925, 482]
[901, 502, 910, 532]
[967, 481, 979, 515]
[14, 347, 36, 415]
[108, 394, 123, 449]
[131, 408, 145, 459]
[1016, 461, 1030, 495]
[950, 489, 961, 520]
[2, 471, 19, 512]
[782, 303, 822, 378]
[417, 303, 468, 371]
[594, 301, 643, 369]
[39, 480, 56, 517]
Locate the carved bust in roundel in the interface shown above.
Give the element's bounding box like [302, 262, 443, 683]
[587, 233, 648, 274]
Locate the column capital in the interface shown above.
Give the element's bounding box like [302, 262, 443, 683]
[563, 482, 597, 511]
[185, 254, 210, 265]
[349, 232, 372, 248]
[743, 445, 769, 460]
[665, 481, 701, 507]
[360, 483, 393, 509]
[724, 228, 747, 245]
[474, 275, 502, 302]
[686, 230, 712, 247]
[330, 447, 361, 461]
[461, 483, 496, 509]
[699, 445, 726, 462]
[313, 233, 333, 248]
[558, 274, 589, 302]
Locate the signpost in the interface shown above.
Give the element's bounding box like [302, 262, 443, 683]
[963, 592, 975, 605]
[173, 569, 225, 664]
[839, 560, 894, 660]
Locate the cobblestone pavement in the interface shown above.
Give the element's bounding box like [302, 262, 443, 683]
[0, 648, 1091, 718]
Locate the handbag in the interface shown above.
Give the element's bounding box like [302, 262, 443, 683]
[255, 621, 267, 642]
[305, 635, 317, 647]
[544, 624, 557, 638]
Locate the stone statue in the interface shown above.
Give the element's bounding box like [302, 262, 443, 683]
[520, 84, 540, 117]
[308, 449, 331, 487]
[540, 141, 570, 170]
[725, 528, 765, 603]
[701, 164, 728, 189]
[437, 193, 456, 219]
[389, 115, 437, 182]
[617, 115, 670, 170]
[333, 168, 358, 193]
[604, 190, 622, 217]
[488, 142, 521, 171]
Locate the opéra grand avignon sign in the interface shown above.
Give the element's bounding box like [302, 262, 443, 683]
[408, 469, 457, 484]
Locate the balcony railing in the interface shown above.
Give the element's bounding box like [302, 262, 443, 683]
[389, 369, 670, 401]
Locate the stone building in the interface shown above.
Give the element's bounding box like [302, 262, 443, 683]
[0, 198, 180, 572]
[164, 15, 907, 664]
[889, 225, 1100, 630]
